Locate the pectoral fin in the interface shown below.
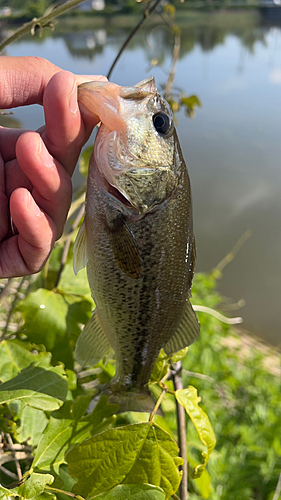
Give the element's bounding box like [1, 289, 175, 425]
[107, 217, 142, 279]
[164, 299, 200, 357]
[73, 221, 88, 275]
[75, 310, 112, 367]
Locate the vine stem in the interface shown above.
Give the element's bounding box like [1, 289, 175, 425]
[149, 385, 167, 422]
[171, 362, 188, 500]
[107, 0, 164, 80]
[0, 0, 87, 53]
[45, 486, 84, 500]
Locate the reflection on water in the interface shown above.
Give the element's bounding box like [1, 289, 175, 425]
[4, 10, 281, 344]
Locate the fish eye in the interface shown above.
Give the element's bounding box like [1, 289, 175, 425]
[153, 112, 172, 135]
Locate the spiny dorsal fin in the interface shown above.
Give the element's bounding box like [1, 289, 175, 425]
[73, 221, 88, 275]
[75, 309, 112, 367]
[107, 216, 142, 280]
[164, 299, 200, 357]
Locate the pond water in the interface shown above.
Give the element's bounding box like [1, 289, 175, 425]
[3, 9, 281, 345]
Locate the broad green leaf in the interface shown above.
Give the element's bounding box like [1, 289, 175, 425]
[32, 396, 118, 473]
[17, 289, 92, 368]
[66, 422, 183, 499]
[79, 144, 94, 177]
[58, 260, 93, 298]
[149, 350, 169, 384]
[0, 340, 51, 383]
[0, 484, 14, 500]
[186, 446, 214, 498]
[59, 464, 77, 492]
[12, 402, 49, 446]
[195, 469, 214, 499]
[17, 473, 54, 499]
[90, 484, 165, 499]
[0, 365, 68, 411]
[171, 347, 188, 363]
[175, 386, 216, 477]
[0, 473, 54, 500]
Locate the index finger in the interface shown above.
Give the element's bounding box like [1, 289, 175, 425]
[0, 56, 60, 108]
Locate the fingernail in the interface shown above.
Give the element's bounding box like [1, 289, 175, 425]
[37, 139, 55, 169]
[27, 192, 41, 217]
[69, 82, 78, 114]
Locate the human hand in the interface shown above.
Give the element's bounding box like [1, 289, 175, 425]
[0, 56, 104, 278]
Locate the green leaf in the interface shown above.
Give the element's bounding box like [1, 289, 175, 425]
[58, 260, 92, 298]
[0, 365, 68, 411]
[175, 386, 216, 477]
[0, 340, 51, 383]
[0, 473, 54, 500]
[32, 396, 118, 474]
[17, 289, 92, 369]
[194, 469, 214, 499]
[170, 347, 188, 363]
[0, 484, 14, 500]
[149, 349, 169, 384]
[17, 473, 54, 499]
[13, 402, 49, 446]
[66, 422, 183, 499]
[90, 484, 165, 499]
[79, 144, 94, 177]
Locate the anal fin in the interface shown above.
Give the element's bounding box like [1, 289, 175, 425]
[164, 299, 200, 357]
[75, 309, 112, 367]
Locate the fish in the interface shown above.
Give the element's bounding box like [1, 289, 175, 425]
[74, 76, 200, 412]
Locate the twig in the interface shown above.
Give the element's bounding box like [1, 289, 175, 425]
[171, 362, 188, 500]
[149, 385, 167, 422]
[46, 485, 84, 500]
[55, 203, 85, 288]
[192, 305, 243, 325]
[0, 451, 30, 465]
[2, 277, 25, 337]
[0, 278, 15, 306]
[5, 434, 22, 481]
[0, 465, 18, 480]
[273, 471, 281, 500]
[0, 0, 87, 52]
[212, 230, 252, 276]
[107, 0, 164, 80]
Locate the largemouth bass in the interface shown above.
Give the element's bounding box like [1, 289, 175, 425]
[74, 76, 199, 412]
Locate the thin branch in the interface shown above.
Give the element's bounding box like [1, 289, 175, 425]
[0, 278, 15, 307]
[212, 230, 252, 276]
[192, 305, 243, 325]
[0, 465, 18, 480]
[0, 0, 87, 52]
[273, 471, 281, 500]
[149, 385, 167, 422]
[5, 435, 22, 480]
[182, 370, 216, 385]
[171, 362, 188, 500]
[2, 277, 25, 337]
[107, 0, 164, 80]
[46, 485, 84, 500]
[0, 451, 30, 465]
